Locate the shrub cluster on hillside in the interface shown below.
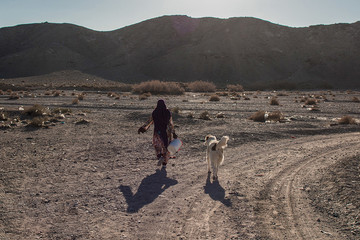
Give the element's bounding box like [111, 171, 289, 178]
[187, 81, 216, 92]
[133, 80, 184, 95]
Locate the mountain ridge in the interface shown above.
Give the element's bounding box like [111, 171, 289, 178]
[1, 15, 360, 88]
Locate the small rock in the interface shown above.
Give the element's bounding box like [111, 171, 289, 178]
[75, 119, 90, 125]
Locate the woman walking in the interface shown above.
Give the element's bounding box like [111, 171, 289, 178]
[138, 100, 177, 166]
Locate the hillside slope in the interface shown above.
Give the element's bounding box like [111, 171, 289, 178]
[1, 16, 359, 88]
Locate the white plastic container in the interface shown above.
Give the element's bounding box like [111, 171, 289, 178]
[167, 138, 182, 155]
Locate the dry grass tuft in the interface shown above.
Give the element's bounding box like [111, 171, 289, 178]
[305, 98, 317, 105]
[338, 116, 356, 125]
[52, 108, 72, 114]
[227, 84, 244, 92]
[8, 92, 20, 100]
[209, 95, 220, 101]
[199, 111, 211, 120]
[352, 97, 360, 102]
[0, 112, 7, 121]
[72, 98, 79, 104]
[249, 110, 266, 122]
[267, 111, 284, 122]
[139, 92, 151, 100]
[270, 97, 279, 105]
[28, 117, 47, 127]
[24, 104, 50, 117]
[77, 93, 85, 100]
[187, 81, 216, 92]
[53, 90, 61, 97]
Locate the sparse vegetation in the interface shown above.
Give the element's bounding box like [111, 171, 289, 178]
[267, 111, 284, 122]
[187, 81, 216, 92]
[227, 84, 244, 92]
[209, 95, 220, 101]
[352, 97, 359, 102]
[24, 104, 50, 117]
[133, 80, 184, 95]
[8, 92, 20, 100]
[249, 110, 266, 122]
[52, 108, 72, 114]
[199, 111, 211, 120]
[72, 98, 79, 104]
[270, 97, 279, 105]
[305, 98, 317, 105]
[28, 117, 47, 127]
[77, 93, 85, 100]
[338, 116, 356, 125]
[139, 92, 151, 100]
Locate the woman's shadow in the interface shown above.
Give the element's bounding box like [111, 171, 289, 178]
[119, 167, 178, 213]
[204, 173, 232, 207]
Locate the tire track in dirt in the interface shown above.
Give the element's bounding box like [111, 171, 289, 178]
[254, 132, 360, 239]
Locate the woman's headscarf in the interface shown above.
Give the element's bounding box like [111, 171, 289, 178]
[152, 100, 171, 146]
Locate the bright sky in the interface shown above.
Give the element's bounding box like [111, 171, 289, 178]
[1, 0, 359, 31]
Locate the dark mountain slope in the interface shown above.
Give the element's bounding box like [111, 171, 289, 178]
[1, 16, 359, 88]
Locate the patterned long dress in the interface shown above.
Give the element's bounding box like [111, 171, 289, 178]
[142, 115, 175, 165]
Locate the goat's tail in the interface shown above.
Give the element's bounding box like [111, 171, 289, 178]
[217, 136, 229, 150]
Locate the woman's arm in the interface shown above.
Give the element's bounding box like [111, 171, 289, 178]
[138, 116, 153, 134]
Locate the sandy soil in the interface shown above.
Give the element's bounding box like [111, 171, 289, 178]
[1, 89, 360, 239]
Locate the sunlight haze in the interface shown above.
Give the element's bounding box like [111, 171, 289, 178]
[1, 0, 359, 30]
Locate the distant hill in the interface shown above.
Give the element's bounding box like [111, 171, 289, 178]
[1, 15, 360, 89]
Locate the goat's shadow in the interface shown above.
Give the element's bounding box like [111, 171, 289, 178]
[119, 167, 178, 213]
[204, 173, 232, 207]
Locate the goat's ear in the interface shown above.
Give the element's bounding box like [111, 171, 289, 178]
[205, 136, 209, 141]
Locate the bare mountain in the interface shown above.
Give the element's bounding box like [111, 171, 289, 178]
[1, 15, 360, 88]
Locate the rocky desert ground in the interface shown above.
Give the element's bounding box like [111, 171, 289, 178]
[1, 86, 360, 239]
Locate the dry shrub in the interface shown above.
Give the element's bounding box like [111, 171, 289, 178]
[133, 80, 184, 95]
[268, 111, 284, 122]
[270, 97, 279, 105]
[139, 92, 151, 100]
[29, 117, 47, 127]
[209, 95, 220, 101]
[77, 94, 85, 100]
[0, 112, 7, 121]
[188, 81, 216, 92]
[53, 91, 61, 97]
[352, 97, 360, 102]
[243, 96, 250, 100]
[8, 92, 20, 100]
[338, 116, 356, 125]
[217, 92, 228, 96]
[199, 111, 211, 120]
[227, 84, 244, 92]
[305, 98, 317, 105]
[249, 110, 266, 122]
[300, 97, 308, 102]
[52, 108, 72, 114]
[24, 104, 50, 117]
[276, 92, 288, 96]
[72, 98, 79, 104]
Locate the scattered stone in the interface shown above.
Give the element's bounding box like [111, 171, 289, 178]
[75, 119, 90, 125]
